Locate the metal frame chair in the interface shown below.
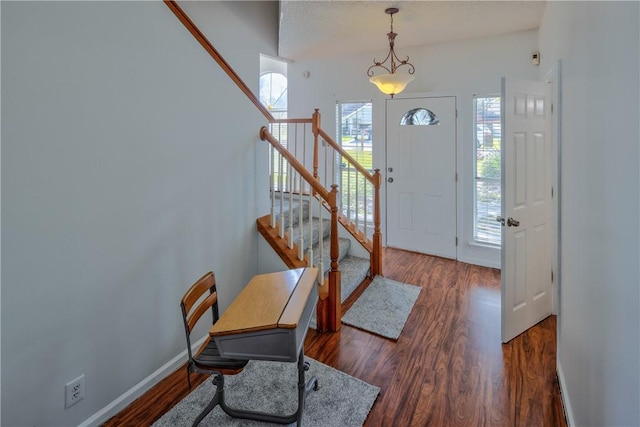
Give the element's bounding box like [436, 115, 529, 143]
[180, 272, 248, 425]
[180, 271, 318, 426]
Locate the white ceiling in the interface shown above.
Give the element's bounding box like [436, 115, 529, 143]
[279, 1, 547, 61]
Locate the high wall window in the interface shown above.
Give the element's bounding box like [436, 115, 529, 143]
[260, 72, 287, 146]
[474, 96, 501, 246]
[259, 72, 287, 117]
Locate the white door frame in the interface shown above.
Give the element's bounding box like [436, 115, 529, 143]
[545, 60, 562, 317]
[380, 90, 500, 268]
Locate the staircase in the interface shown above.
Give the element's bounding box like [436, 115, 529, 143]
[262, 195, 371, 305]
[259, 118, 382, 332]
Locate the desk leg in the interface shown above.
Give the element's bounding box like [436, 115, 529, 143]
[199, 348, 319, 426]
[296, 348, 320, 426]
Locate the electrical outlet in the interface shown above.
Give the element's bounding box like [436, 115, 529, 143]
[65, 375, 85, 408]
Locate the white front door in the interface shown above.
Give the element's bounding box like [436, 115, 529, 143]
[501, 78, 553, 343]
[386, 96, 457, 258]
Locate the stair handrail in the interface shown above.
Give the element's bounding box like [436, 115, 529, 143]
[164, 0, 274, 123]
[317, 130, 375, 182]
[260, 127, 330, 201]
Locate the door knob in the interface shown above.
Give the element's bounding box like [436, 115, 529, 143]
[507, 217, 520, 227]
[496, 216, 505, 226]
[388, 167, 393, 172]
[387, 177, 394, 183]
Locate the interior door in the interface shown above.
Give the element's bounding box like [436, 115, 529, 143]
[500, 77, 552, 343]
[386, 96, 457, 258]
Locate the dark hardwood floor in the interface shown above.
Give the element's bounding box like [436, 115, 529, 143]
[104, 247, 566, 427]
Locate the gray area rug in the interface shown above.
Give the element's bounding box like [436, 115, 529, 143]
[342, 275, 421, 340]
[153, 358, 379, 427]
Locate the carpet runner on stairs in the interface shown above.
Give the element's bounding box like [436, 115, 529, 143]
[273, 195, 370, 305]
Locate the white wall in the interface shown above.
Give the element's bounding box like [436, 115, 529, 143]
[288, 30, 539, 268]
[538, 2, 640, 426]
[1, 1, 277, 425]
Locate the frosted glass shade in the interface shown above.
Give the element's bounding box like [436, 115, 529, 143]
[369, 73, 414, 96]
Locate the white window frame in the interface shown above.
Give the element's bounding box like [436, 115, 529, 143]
[473, 94, 502, 246]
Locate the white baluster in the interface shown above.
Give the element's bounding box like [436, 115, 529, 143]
[307, 192, 313, 268]
[347, 161, 352, 224]
[354, 173, 360, 230]
[302, 128, 307, 188]
[317, 194, 324, 277]
[336, 149, 343, 216]
[298, 175, 304, 261]
[288, 159, 294, 248]
[364, 179, 368, 238]
[293, 124, 299, 193]
[323, 141, 328, 189]
[270, 144, 276, 228]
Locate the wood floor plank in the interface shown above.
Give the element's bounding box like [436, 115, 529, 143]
[104, 248, 566, 427]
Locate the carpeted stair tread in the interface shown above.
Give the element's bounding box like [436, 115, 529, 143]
[273, 194, 310, 228]
[288, 218, 331, 252]
[312, 237, 351, 269]
[338, 255, 371, 302]
[283, 214, 369, 304]
[309, 253, 370, 330]
[269, 195, 371, 328]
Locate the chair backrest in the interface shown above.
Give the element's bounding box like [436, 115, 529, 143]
[181, 271, 219, 358]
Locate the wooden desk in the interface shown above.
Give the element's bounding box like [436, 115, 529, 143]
[192, 268, 320, 427]
[211, 267, 319, 362]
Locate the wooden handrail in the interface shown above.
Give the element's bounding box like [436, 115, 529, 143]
[260, 127, 331, 202]
[311, 111, 382, 276]
[273, 118, 313, 124]
[164, 0, 275, 123]
[316, 128, 376, 184]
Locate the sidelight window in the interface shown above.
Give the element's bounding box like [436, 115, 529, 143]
[336, 101, 374, 233]
[474, 95, 502, 246]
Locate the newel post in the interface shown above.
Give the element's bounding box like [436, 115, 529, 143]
[312, 109, 321, 182]
[372, 169, 383, 276]
[328, 184, 342, 332]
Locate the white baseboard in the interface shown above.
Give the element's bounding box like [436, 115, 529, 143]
[557, 361, 575, 427]
[457, 254, 501, 270]
[79, 337, 207, 427]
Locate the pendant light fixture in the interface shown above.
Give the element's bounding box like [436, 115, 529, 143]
[367, 7, 415, 98]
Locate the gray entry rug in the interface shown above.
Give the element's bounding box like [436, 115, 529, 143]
[342, 275, 421, 340]
[153, 358, 379, 427]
